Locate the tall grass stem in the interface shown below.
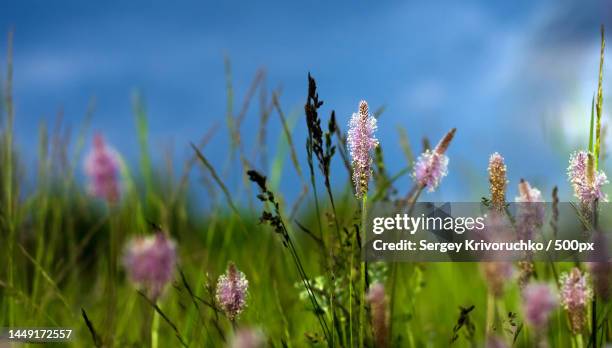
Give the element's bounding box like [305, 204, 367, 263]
[359, 194, 367, 348]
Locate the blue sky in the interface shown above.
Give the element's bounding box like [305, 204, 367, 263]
[1, 0, 611, 202]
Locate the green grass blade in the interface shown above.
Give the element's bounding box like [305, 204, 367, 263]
[595, 25, 605, 169]
[589, 94, 595, 153]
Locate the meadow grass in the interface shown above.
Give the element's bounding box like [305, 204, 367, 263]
[0, 29, 611, 348]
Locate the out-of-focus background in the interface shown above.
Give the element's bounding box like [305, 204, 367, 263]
[1, 0, 611, 201]
[2, 2, 612, 347]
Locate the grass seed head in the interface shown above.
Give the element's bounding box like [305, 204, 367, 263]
[488, 152, 507, 212]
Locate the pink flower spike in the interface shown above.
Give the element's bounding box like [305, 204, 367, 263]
[412, 150, 448, 192]
[230, 328, 265, 348]
[516, 179, 544, 204]
[515, 179, 545, 241]
[216, 262, 249, 321]
[367, 283, 389, 348]
[587, 231, 612, 300]
[84, 134, 121, 202]
[482, 262, 514, 298]
[522, 283, 558, 330]
[559, 268, 592, 334]
[567, 151, 608, 205]
[412, 128, 455, 192]
[347, 100, 379, 198]
[123, 232, 177, 301]
[486, 336, 509, 348]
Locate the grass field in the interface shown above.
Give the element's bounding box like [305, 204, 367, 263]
[1, 29, 612, 348]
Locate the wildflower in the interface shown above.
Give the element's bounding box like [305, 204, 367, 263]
[522, 283, 558, 330]
[413, 151, 448, 191]
[347, 100, 379, 198]
[230, 328, 265, 348]
[216, 262, 249, 321]
[477, 213, 514, 259]
[486, 335, 509, 348]
[588, 260, 611, 301]
[567, 151, 608, 205]
[482, 262, 514, 298]
[367, 283, 389, 348]
[488, 152, 507, 212]
[84, 134, 121, 202]
[516, 179, 543, 203]
[587, 231, 612, 300]
[515, 179, 544, 241]
[412, 128, 456, 192]
[123, 232, 177, 300]
[559, 268, 592, 334]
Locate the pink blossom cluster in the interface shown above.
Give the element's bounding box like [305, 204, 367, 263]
[522, 283, 558, 330]
[567, 151, 608, 204]
[84, 134, 121, 202]
[559, 268, 592, 333]
[123, 233, 177, 300]
[347, 100, 379, 198]
[216, 262, 249, 321]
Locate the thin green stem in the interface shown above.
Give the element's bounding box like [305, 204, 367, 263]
[592, 199, 599, 348]
[285, 234, 332, 341]
[592, 297, 597, 348]
[152, 301, 160, 348]
[576, 333, 584, 348]
[323, 177, 342, 347]
[486, 292, 494, 337]
[589, 95, 595, 153]
[349, 233, 354, 348]
[308, 163, 335, 344]
[4, 29, 15, 327]
[594, 25, 605, 170]
[359, 194, 367, 348]
[106, 206, 118, 340]
[309, 172, 324, 242]
[389, 185, 423, 342]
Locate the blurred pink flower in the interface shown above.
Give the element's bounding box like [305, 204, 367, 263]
[216, 262, 249, 321]
[567, 151, 608, 204]
[367, 283, 389, 348]
[123, 232, 177, 300]
[84, 134, 121, 202]
[516, 179, 543, 203]
[559, 268, 592, 334]
[477, 213, 515, 260]
[486, 335, 509, 348]
[230, 328, 265, 348]
[515, 179, 544, 241]
[522, 283, 558, 330]
[347, 100, 378, 198]
[587, 231, 612, 300]
[482, 262, 514, 298]
[588, 260, 611, 301]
